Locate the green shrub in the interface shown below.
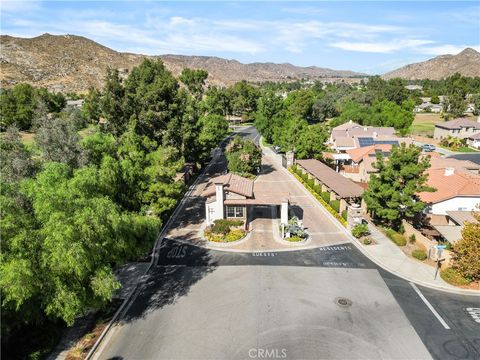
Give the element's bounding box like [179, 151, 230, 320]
[384, 228, 406, 246]
[211, 219, 243, 234]
[288, 235, 304, 242]
[321, 192, 330, 204]
[341, 210, 347, 221]
[409, 234, 416, 244]
[440, 268, 471, 286]
[391, 233, 407, 246]
[330, 200, 340, 213]
[291, 164, 297, 172]
[363, 238, 372, 245]
[352, 224, 370, 238]
[225, 229, 245, 242]
[313, 184, 322, 194]
[306, 178, 315, 188]
[412, 249, 427, 260]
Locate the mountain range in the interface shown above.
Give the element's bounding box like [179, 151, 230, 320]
[1, 33, 479, 93]
[382, 48, 480, 80]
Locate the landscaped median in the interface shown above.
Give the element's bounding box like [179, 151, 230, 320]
[289, 166, 347, 227]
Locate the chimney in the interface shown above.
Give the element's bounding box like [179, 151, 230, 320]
[363, 127, 368, 132]
[215, 182, 225, 219]
[444, 167, 455, 176]
[373, 131, 378, 138]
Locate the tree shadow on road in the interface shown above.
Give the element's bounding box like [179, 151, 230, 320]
[119, 239, 217, 323]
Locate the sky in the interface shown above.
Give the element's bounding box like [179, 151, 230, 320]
[1, 1, 479, 74]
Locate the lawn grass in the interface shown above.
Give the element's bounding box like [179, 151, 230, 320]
[409, 113, 443, 136]
[440, 145, 479, 153]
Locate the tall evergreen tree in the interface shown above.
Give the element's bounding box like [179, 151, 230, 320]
[363, 144, 434, 229]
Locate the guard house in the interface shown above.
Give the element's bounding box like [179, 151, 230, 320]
[202, 173, 290, 226]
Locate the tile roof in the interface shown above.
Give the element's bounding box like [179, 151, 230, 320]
[202, 173, 254, 198]
[427, 156, 480, 173]
[446, 210, 479, 225]
[346, 144, 393, 163]
[467, 132, 480, 140]
[296, 159, 364, 198]
[418, 168, 480, 203]
[435, 117, 480, 130]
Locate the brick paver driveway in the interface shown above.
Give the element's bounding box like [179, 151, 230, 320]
[165, 142, 350, 252]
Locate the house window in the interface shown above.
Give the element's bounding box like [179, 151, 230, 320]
[226, 206, 244, 218]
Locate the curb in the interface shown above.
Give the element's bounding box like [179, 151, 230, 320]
[260, 137, 480, 297]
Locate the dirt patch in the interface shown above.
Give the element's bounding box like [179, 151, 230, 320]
[64, 301, 121, 360]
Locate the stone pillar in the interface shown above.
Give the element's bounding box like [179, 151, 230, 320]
[281, 200, 289, 225]
[321, 184, 328, 192]
[329, 191, 336, 202]
[286, 151, 295, 168]
[347, 203, 363, 229]
[215, 183, 224, 220]
[339, 199, 347, 213]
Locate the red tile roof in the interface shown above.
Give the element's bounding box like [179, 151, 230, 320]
[419, 168, 480, 203]
[202, 173, 254, 198]
[346, 144, 393, 163]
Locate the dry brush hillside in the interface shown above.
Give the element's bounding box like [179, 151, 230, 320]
[0, 33, 365, 93]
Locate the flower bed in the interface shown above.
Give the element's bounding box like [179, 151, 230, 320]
[289, 167, 347, 227]
[204, 219, 246, 242]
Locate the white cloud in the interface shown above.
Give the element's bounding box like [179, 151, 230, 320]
[417, 44, 480, 56]
[0, 0, 41, 13]
[331, 39, 434, 53]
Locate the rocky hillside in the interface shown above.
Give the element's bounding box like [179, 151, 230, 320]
[0, 34, 365, 93]
[383, 48, 480, 80]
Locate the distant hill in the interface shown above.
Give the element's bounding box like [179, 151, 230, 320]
[0, 33, 366, 93]
[383, 48, 480, 80]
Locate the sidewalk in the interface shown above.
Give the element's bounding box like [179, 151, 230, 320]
[364, 224, 453, 288]
[260, 137, 480, 296]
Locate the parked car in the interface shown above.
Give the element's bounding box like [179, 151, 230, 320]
[422, 144, 436, 152]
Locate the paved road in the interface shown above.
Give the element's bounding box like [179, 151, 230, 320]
[413, 140, 457, 156]
[94, 127, 480, 360]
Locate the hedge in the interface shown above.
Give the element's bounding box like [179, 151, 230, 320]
[321, 192, 330, 204]
[330, 200, 340, 213]
[289, 167, 347, 227]
[384, 228, 407, 246]
[341, 210, 347, 221]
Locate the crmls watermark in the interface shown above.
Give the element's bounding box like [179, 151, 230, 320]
[248, 348, 287, 359]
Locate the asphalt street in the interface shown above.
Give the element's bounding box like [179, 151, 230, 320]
[94, 127, 480, 360]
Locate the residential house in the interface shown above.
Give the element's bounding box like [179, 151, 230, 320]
[418, 156, 480, 215]
[432, 210, 479, 244]
[405, 84, 423, 91]
[433, 117, 480, 140]
[339, 144, 393, 183]
[329, 120, 412, 153]
[466, 133, 480, 149]
[329, 121, 397, 152]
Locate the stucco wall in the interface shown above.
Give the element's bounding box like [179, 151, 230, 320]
[430, 196, 480, 215]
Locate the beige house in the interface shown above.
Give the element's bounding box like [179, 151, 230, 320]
[340, 144, 393, 183]
[433, 117, 480, 140]
[202, 173, 290, 226]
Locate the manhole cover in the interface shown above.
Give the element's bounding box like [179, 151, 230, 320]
[335, 297, 352, 308]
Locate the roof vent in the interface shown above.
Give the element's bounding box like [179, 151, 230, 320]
[444, 167, 455, 176]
